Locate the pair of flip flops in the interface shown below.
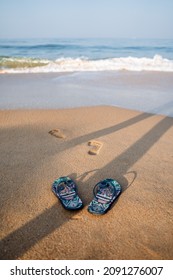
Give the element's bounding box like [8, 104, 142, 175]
[52, 176, 121, 215]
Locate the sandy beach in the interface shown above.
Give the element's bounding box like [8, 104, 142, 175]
[0, 106, 173, 260]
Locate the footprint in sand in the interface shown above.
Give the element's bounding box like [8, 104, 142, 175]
[49, 129, 66, 139]
[88, 140, 103, 155]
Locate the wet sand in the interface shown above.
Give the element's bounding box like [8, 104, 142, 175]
[0, 71, 173, 117]
[0, 106, 173, 259]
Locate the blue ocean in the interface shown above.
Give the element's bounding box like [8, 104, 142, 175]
[0, 38, 173, 73]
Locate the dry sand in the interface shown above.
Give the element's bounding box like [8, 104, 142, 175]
[0, 106, 173, 260]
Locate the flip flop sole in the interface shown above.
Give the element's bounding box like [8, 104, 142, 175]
[52, 176, 83, 210]
[88, 178, 121, 215]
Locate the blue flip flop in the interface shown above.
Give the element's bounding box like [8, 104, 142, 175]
[52, 176, 83, 210]
[88, 178, 121, 215]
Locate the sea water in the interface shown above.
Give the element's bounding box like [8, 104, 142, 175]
[0, 38, 173, 73]
[0, 38, 173, 116]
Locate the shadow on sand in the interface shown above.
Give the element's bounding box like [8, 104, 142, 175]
[0, 109, 172, 259]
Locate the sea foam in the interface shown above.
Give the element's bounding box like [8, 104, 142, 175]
[1, 55, 173, 73]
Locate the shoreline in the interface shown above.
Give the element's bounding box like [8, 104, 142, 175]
[0, 71, 173, 117]
[0, 106, 173, 259]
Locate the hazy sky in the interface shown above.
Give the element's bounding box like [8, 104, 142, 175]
[0, 0, 173, 39]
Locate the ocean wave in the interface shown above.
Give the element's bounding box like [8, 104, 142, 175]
[0, 57, 49, 69]
[0, 43, 84, 50]
[1, 55, 173, 73]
